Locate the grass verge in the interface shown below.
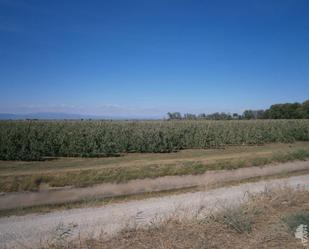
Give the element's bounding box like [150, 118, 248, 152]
[1, 148, 308, 193]
[1, 168, 309, 218]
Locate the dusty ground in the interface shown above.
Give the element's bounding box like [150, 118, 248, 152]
[1, 160, 309, 210]
[1, 174, 309, 249]
[1, 142, 308, 176]
[1, 142, 308, 193]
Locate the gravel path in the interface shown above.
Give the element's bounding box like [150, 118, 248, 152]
[1, 173, 309, 249]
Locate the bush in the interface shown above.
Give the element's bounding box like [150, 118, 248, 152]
[283, 211, 309, 232]
[217, 205, 254, 233]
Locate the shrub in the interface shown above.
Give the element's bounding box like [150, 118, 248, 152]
[283, 211, 309, 232]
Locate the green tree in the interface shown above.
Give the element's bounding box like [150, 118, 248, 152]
[300, 100, 309, 118]
[183, 113, 197, 120]
[266, 103, 302, 119]
[167, 112, 182, 120]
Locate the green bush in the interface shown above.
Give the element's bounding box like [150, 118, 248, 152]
[217, 205, 254, 233]
[283, 211, 309, 232]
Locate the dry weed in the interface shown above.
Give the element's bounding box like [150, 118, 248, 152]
[41, 187, 309, 249]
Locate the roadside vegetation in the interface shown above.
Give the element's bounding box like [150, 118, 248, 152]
[2, 168, 308, 218]
[1, 143, 309, 193]
[42, 187, 309, 249]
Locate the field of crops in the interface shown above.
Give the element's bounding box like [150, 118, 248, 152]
[0, 120, 309, 160]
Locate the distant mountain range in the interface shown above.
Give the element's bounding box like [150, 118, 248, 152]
[0, 112, 162, 120]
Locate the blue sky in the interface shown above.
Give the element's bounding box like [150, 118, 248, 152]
[1, 0, 309, 117]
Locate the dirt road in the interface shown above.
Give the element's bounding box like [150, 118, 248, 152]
[1, 173, 309, 249]
[1, 160, 309, 210]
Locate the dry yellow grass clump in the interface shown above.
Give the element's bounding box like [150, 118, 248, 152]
[43, 187, 309, 249]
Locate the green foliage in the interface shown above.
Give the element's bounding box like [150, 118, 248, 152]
[217, 205, 254, 233]
[265, 102, 303, 119]
[300, 100, 309, 119]
[167, 112, 182, 120]
[170, 99, 309, 120]
[245, 99, 309, 119]
[0, 119, 309, 161]
[283, 211, 309, 232]
[243, 110, 265, 119]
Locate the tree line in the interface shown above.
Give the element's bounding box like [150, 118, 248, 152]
[167, 100, 309, 120]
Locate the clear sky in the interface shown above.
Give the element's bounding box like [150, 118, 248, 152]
[1, 0, 309, 117]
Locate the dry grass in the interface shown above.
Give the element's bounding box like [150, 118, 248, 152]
[2, 142, 308, 175]
[42, 187, 309, 249]
[2, 168, 309, 218]
[1, 142, 309, 193]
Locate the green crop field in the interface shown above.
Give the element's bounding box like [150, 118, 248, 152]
[0, 119, 308, 161]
